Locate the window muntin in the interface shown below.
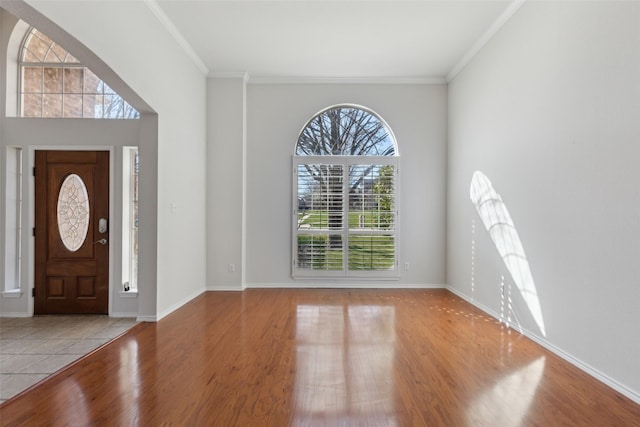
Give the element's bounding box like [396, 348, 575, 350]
[293, 105, 398, 279]
[19, 28, 138, 119]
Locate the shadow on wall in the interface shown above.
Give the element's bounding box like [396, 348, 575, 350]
[469, 171, 546, 337]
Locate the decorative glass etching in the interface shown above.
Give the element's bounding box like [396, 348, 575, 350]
[57, 174, 90, 252]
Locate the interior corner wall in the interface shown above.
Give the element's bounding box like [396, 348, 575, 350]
[20, 0, 208, 320]
[0, 9, 7, 119]
[0, 10, 6, 303]
[447, 1, 640, 400]
[206, 77, 247, 290]
[244, 83, 447, 287]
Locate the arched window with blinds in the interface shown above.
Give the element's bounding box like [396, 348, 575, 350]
[293, 105, 399, 278]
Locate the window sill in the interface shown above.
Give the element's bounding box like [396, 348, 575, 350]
[118, 290, 138, 298]
[292, 275, 400, 281]
[1, 289, 23, 298]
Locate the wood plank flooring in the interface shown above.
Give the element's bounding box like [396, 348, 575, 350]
[1, 289, 638, 426]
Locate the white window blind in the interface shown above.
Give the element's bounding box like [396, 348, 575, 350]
[293, 156, 398, 278]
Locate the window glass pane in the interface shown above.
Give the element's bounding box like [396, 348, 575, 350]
[24, 35, 49, 61]
[297, 234, 343, 271]
[94, 96, 107, 118]
[33, 29, 51, 44]
[64, 53, 80, 63]
[297, 164, 343, 230]
[122, 148, 139, 291]
[349, 165, 395, 230]
[48, 43, 68, 62]
[83, 68, 101, 93]
[63, 67, 83, 93]
[42, 94, 62, 117]
[130, 227, 138, 288]
[22, 67, 42, 92]
[22, 94, 42, 117]
[123, 101, 141, 119]
[296, 106, 395, 156]
[57, 174, 90, 252]
[20, 28, 139, 119]
[103, 82, 116, 95]
[43, 67, 62, 93]
[4, 147, 22, 292]
[44, 46, 63, 63]
[103, 94, 124, 118]
[131, 150, 139, 289]
[63, 94, 83, 118]
[22, 49, 41, 62]
[84, 94, 103, 118]
[348, 235, 395, 271]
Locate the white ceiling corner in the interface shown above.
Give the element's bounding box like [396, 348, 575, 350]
[143, 0, 209, 75]
[149, 0, 524, 83]
[446, 0, 527, 82]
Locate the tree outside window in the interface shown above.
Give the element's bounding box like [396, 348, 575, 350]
[293, 105, 398, 278]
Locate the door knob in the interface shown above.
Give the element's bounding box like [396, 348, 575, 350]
[94, 238, 108, 245]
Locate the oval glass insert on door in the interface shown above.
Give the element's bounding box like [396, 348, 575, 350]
[57, 173, 90, 252]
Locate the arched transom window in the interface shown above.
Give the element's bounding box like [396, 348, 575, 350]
[19, 27, 138, 119]
[293, 105, 399, 278]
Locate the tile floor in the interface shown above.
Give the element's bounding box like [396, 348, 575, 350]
[0, 315, 138, 403]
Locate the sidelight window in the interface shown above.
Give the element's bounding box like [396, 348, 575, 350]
[122, 147, 139, 292]
[3, 147, 23, 293]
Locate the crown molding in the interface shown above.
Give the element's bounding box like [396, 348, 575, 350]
[143, 0, 209, 75]
[246, 75, 447, 85]
[447, 0, 526, 82]
[209, 71, 251, 83]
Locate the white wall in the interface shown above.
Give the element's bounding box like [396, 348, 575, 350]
[243, 83, 447, 287]
[207, 76, 247, 290]
[206, 82, 448, 288]
[0, 9, 6, 309]
[3, 0, 208, 320]
[448, 1, 640, 401]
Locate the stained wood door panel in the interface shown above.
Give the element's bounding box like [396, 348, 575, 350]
[35, 150, 109, 314]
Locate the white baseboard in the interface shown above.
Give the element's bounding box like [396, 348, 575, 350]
[206, 284, 245, 291]
[446, 285, 640, 405]
[109, 312, 138, 318]
[143, 288, 206, 323]
[0, 312, 31, 318]
[242, 282, 446, 289]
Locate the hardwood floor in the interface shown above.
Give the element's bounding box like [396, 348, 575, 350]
[0, 289, 638, 426]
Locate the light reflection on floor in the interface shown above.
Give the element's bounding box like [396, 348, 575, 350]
[118, 340, 140, 421]
[292, 304, 397, 426]
[467, 356, 546, 427]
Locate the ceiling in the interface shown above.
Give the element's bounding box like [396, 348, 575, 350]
[153, 0, 517, 82]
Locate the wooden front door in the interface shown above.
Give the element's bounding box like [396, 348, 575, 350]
[35, 151, 109, 314]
